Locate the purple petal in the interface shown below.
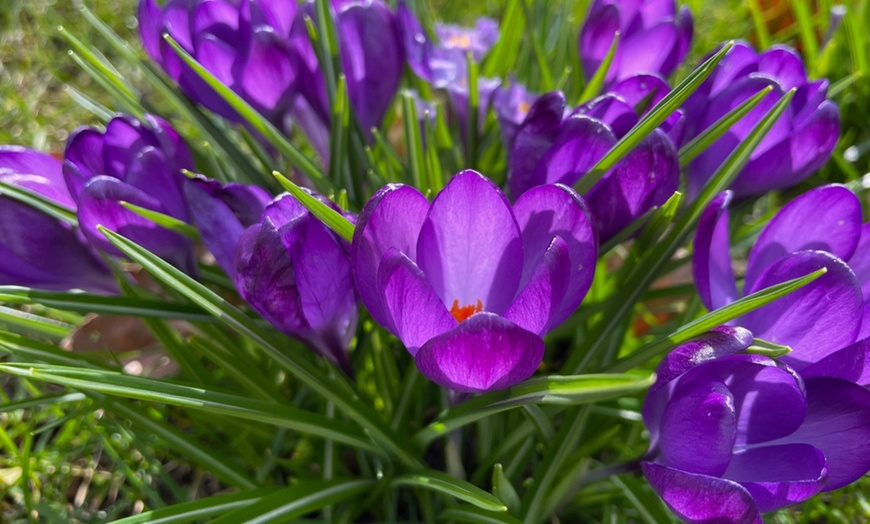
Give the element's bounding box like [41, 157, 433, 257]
[732, 101, 840, 197]
[693, 191, 739, 311]
[744, 185, 861, 291]
[724, 444, 826, 512]
[184, 175, 271, 278]
[508, 91, 568, 198]
[610, 74, 672, 114]
[532, 115, 617, 188]
[579, 3, 620, 83]
[586, 128, 679, 242]
[63, 128, 106, 201]
[434, 17, 499, 61]
[618, 22, 678, 80]
[415, 312, 544, 393]
[742, 250, 863, 370]
[658, 375, 736, 477]
[122, 146, 189, 221]
[377, 248, 456, 355]
[0, 197, 114, 293]
[239, 28, 297, 113]
[511, 183, 598, 327]
[417, 171, 523, 315]
[643, 327, 753, 438]
[757, 46, 808, 91]
[641, 462, 762, 524]
[503, 236, 570, 335]
[138, 0, 164, 62]
[235, 222, 311, 341]
[849, 222, 870, 298]
[351, 184, 429, 329]
[0, 146, 75, 208]
[802, 337, 870, 387]
[573, 95, 638, 138]
[774, 377, 870, 490]
[196, 34, 239, 88]
[103, 116, 160, 180]
[294, 217, 357, 362]
[338, 0, 403, 132]
[493, 81, 538, 151]
[78, 176, 196, 274]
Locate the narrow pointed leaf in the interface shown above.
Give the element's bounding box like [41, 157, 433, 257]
[392, 470, 508, 512]
[120, 201, 201, 240]
[414, 371, 654, 447]
[0, 363, 382, 454]
[111, 488, 280, 524]
[578, 31, 619, 103]
[272, 171, 355, 242]
[209, 479, 376, 523]
[0, 180, 77, 225]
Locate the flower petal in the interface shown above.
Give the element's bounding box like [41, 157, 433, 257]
[742, 251, 863, 370]
[641, 462, 762, 524]
[184, 175, 270, 278]
[658, 374, 737, 477]
[586, 128, 679, 242]
[417, 171, 523, 315]
[352, 184, 429, 329]
[503, 236, 570, 335]
[78, 176, 196, 274]
[579, 2, 621, 83]
[532, 115, 617, 188]
[295, 217, 358, 362]
[415, 312, 544, 393]
[377, 248, 456, 355]
[0, 146, 75, 208]
[692, 191, 739, 311]
[774, 377, 870, 490]
[724, 444, 826, 512]
[512, 183, 597, 327]
[508, 91, 567, 198]
[744, 185, 861, 292]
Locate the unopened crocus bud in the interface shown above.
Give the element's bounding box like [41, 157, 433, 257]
[234, 193, 357, 373]
[63, 115, 197, 274]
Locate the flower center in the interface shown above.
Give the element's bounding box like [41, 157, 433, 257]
[446, 34, 472, 49]
[450, 299, 483, 323]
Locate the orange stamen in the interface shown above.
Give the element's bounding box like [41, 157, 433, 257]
[450, 299, 483, 323]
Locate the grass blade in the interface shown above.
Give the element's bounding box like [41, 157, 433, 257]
[272, 171, 355, 242]
[393, 470, 507, 512]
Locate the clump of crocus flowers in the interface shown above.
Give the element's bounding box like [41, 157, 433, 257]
[0, 0, 865, 522]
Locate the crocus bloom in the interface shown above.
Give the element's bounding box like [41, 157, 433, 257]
[493, 80, 538, 151]
[642, 327, 870, 523]
[682, 42, 840, 198]
[138, 0, 300, 130]
[397, 2, 500, 132]
[184, 174, 272, 279]
[234, 192, 357, 373]
[693, 185, 870, 374]
[579, 0, 693, 85]
[0, 147, 114, 293]
[352, 170, 597, 392]
[289, 0, 404, 155]
[63, 115, 197, 274]
[508, 77, 680, 242]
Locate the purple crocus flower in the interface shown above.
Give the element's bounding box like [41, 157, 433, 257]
[642, 327, 870, 523]
[693, 185, 870, 375]
[288, 0, 404, 157]
[184, 174, 272, 279]
[0, 147, 115, 293]
[508, 77, 680, 243]
[138, 0, 300, 129]
[351, 170, 597, 392]
[397, 2, 500, 133]
[493, 80, 539, 151]
[682, 42, 840, 198]
[234, 192, 357, 373]
[63, 115, 197, 274]
[579, 0, 693, 85]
